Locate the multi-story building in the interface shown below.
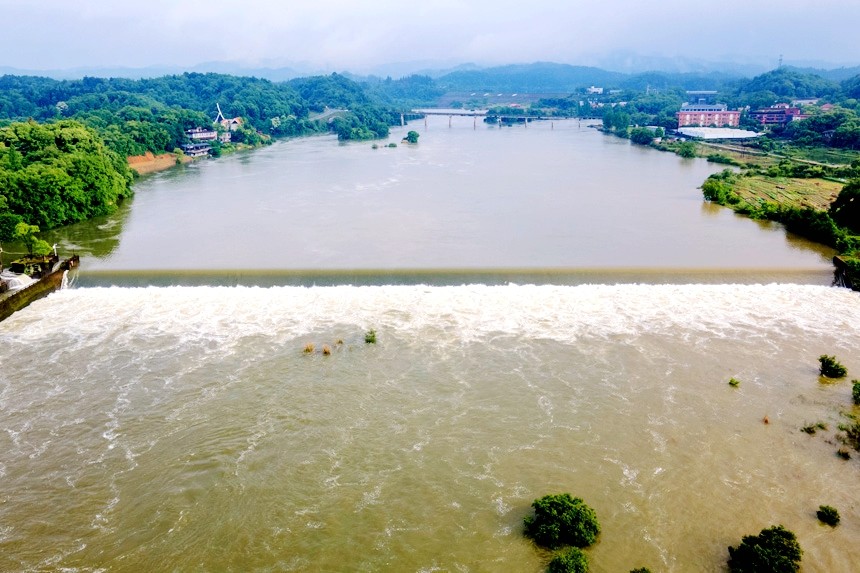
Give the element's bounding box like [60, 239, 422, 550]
[748, 103, 809, 126]
[676, 104, 741, 128]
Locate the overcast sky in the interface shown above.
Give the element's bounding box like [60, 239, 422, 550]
[1, 0, 857, 73]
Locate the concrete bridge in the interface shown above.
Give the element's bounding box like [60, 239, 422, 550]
[401, 108, 582, 129]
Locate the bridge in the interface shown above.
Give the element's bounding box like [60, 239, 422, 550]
[401, 108, 583, 129]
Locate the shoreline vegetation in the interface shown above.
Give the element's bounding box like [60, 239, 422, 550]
[597, 126, 860, 290]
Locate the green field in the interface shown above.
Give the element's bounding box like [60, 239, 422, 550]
[732, 175, 843, 211]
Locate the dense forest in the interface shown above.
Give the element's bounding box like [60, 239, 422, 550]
[0, 72, 421, 157]
[0, 120, 132, 248]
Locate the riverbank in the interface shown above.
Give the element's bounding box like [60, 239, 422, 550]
[598, 126, 860, 289]
[127, 151, 190, 175]
[700, 169, 860, 289]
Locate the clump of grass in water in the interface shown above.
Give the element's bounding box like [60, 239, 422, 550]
[801, 422, 827, 435]
[839, 413, 860, 451]
[322, 345, 332, 356]
[365, 329, 377, 344]
[816, 505, 840, 526]
[728, 377, 741, 388]
[836, 448, 851, 460]
[819, 355, 847, 378]
[852, 380, 860, 405]
[303, 343, 315, 354]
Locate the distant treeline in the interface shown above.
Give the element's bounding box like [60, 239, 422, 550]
[0, 72, 428, 156]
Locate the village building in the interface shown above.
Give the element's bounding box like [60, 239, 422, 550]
[180, 142, 211, 157]
[186, 127, 218, 141]
[748, 103, 809, 126]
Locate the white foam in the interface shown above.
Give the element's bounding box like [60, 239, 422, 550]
[4, 284, 858, 348]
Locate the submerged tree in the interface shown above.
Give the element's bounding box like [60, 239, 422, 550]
[727, 525, 802, 573]
[547, 547, 589, 573]
[524, 493, 600, 549]
[819, 355, 847, 378]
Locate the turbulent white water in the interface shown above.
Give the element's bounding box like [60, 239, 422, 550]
[1, 284, 859, 572]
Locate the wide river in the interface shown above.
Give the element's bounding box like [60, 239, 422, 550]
[2, 120, 859, 572]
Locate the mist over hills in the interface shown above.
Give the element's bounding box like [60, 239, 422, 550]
[2, 59, 859, 106]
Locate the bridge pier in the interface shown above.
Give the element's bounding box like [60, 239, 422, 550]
[400, 113, 405, 127]
[449, 115, 452, 128]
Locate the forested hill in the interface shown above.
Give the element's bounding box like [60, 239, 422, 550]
[0, 72, 411, 155]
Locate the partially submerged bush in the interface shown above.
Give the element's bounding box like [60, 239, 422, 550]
[840, 413, 860, 450]
[816, 505, 840, 526]
[727, 525, 802, 573]
[547, 547, 589, 573]
[629, 569, 652, 573]
[819, 355, 847, 378]
[801, 422, 827, 434]
[524, 493, 600, 549]
[729, 377, 741, 388]
[852, 380, 860, 405]
[364, 329, 377, 344]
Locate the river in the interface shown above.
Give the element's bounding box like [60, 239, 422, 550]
[1, 120, 858, 572]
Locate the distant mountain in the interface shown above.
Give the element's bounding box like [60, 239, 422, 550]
[0, 62, 311, 81]
[583, 51, 774, 76]
[435, 62, 626, 92]
[784, 65, 860, 83]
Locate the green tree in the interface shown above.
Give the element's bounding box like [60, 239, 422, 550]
[14, 221, 51, 255]
[630, 127, 656, 145]
[524, 493, 600, 549]
[405, 130, 420, 144]
[727, 525, 802, 573]
[677, 141, 697, 158]
[0, 120, 132, 230]
[829, 179, 860, 234]
[547, 547, 589, 573]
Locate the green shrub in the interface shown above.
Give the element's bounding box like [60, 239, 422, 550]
[852, 380, 860, 405]
[364, 329, 377, 344]
[547, 547, 589, 573]
[524, 493, 600, 549]
[707, 153, 741, 166]
[841, 413, 860, 450]
[819, 355, 847, 378]
[676, 141, 696, 158]
[816, 505, 840, 526]
[729, 377, 741, 388]
[727, 525, 802, 573]
[629, 569, 652, 573]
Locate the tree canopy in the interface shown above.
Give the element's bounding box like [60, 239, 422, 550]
[524, 493, 601, 550]
[0, 120, 132, 235]
[727, 525, 802, 573]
